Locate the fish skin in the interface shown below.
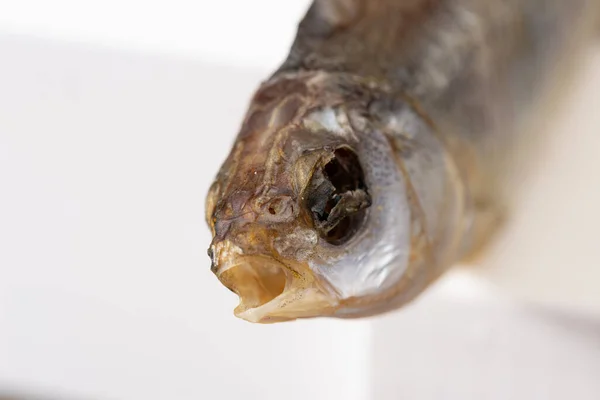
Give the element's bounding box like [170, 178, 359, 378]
[206, 0, 600, 323]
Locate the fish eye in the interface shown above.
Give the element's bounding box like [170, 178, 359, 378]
[305, 147, 371, 245]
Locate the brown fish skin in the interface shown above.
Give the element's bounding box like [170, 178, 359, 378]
[206, 0, 600, 323]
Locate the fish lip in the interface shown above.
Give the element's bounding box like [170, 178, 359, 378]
[214, 255, 339, 323]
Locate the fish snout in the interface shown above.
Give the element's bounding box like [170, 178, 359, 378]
[207, 238, 338, 323]
[208, 239, 290, 321]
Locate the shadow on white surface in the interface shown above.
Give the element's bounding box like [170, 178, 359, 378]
[371, 295, 600, 400]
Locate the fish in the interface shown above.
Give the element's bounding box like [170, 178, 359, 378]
[205, 0, 600, 323]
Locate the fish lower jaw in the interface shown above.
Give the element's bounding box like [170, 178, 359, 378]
[215, 256, 338, 323]
[234, 284, 339, 323]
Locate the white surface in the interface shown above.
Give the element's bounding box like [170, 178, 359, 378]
[0, 0, 309, 69]
[371, 294, 600, 400]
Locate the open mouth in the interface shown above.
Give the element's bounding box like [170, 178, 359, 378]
[218, 256, 288, 311]
[215, 256, 338, 323]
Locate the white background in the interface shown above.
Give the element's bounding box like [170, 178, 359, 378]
[0, 1, 599, 399]
[0, 0, 309, 69]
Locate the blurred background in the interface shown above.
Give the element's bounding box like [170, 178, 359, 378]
[0, 1, 599, 399]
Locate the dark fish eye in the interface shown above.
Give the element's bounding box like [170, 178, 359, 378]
[305, 147, 371, 245]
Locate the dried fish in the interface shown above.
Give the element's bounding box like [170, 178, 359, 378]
[205, 0, 600, 323]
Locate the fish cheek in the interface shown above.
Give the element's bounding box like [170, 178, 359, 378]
[305, 147, 371, 245]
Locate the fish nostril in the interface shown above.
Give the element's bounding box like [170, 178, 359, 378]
[267, 198, 284, 215]
[264, 196, 294, 218]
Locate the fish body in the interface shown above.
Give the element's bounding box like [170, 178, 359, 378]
[205, 0, 600, 323]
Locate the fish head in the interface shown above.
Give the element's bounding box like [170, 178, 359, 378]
[206, 83, 418, 323]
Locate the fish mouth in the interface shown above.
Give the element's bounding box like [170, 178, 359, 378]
[215, 256, 338, 323]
